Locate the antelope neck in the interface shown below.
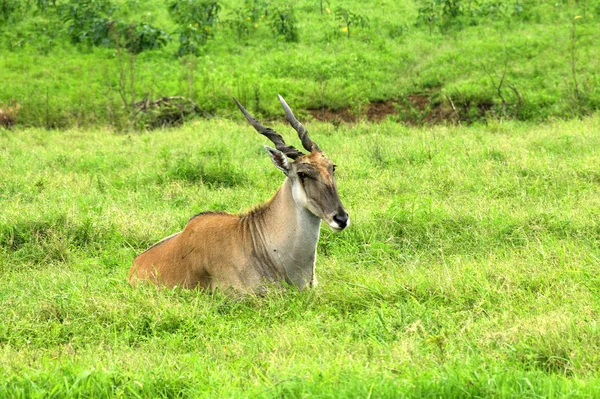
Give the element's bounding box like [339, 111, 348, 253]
[249, 178, 321, 288]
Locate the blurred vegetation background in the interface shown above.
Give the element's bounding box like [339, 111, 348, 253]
[0, 0, 599, 129]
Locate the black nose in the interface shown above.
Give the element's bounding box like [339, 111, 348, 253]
[333, 213, 349, 229]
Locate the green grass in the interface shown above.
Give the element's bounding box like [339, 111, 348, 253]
[0, 0, 599, 127]
[1, 116, 600, 397]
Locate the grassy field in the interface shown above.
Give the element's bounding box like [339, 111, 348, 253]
[1, 116, 600, 397]
[1, 0, 599, 127]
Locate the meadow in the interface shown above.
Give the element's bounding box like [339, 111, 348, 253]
[2, 0, 600, 397]
[1, 116, 600, 397]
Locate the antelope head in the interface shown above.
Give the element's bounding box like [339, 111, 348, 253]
[234, 95, 350, 232]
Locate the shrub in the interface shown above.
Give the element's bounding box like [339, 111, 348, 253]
[168, 0, 221, 57]
[269, 5, 298, 42]
[416, 0, 528, 33]
[0, 0, 22, 24]
[335, 7, 368, 38]
[58, 0, 169, 53]
[119, 22, 171, 54]
[225, 0, 269, 42]
[59, 0, 116, 47]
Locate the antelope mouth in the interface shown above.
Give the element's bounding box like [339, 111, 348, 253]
[326, 214, 350, 232]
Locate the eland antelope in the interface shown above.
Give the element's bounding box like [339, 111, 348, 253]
[129, 95, 349, 291]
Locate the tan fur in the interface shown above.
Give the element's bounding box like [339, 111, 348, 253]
[130, 213, 251, 290]
[129, 150, 348, 292]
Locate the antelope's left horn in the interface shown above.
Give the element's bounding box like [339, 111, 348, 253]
[278, 95, 321, 153]
[234, 97, 304, 159]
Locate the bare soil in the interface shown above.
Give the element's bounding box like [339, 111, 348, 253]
[307, 93, 495, 125]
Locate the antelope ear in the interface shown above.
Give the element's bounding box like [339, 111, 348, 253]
[264, 146, 290, 175]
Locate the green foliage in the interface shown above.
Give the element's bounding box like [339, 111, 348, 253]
[317, 0, 330, 15]
[269, 5, 298, 42]
[334, 7, 368, 38]
[35, 0, 57, 13]
[416, 0, 527, 32]
[226, 6, 254, 41]
[168, 0, 221, 56]
[0, 0, 23, 23]
[122, 22, 171, 54]
[0, 0, 599, 126]
[386, 22, 409, 39]
[57, 0, 169, 53]
[225, 0, 269, 41]
[416, 1, 440, 33]
[58, 0, 116, 46]
[243, 0, 269, 24]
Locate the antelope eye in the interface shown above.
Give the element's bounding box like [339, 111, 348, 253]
[297, 172, 307, 180]
[332, 164, 337, 172]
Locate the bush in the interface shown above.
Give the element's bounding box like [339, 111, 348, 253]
[59, 0, 116, 47]
[225, 0, 270, 42]
[335, 7, 368, 38]
[59, 0, 169, 53]
[269, 5, 298, 42]
[118, 22, 171, 54]
[0, 0, 23, 24]
[168, 0, 221, 57]
[416, 0, 527, 33]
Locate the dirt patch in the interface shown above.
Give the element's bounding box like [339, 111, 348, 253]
[366, 100, 398, 122]
[407, 94, 429, 110]
[306, 95, 437, 124]
[307, 100, 407, 124]
[0, 103, 20, 128]
[307, 93, 494, 125]
[308, 106, 357, 123]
